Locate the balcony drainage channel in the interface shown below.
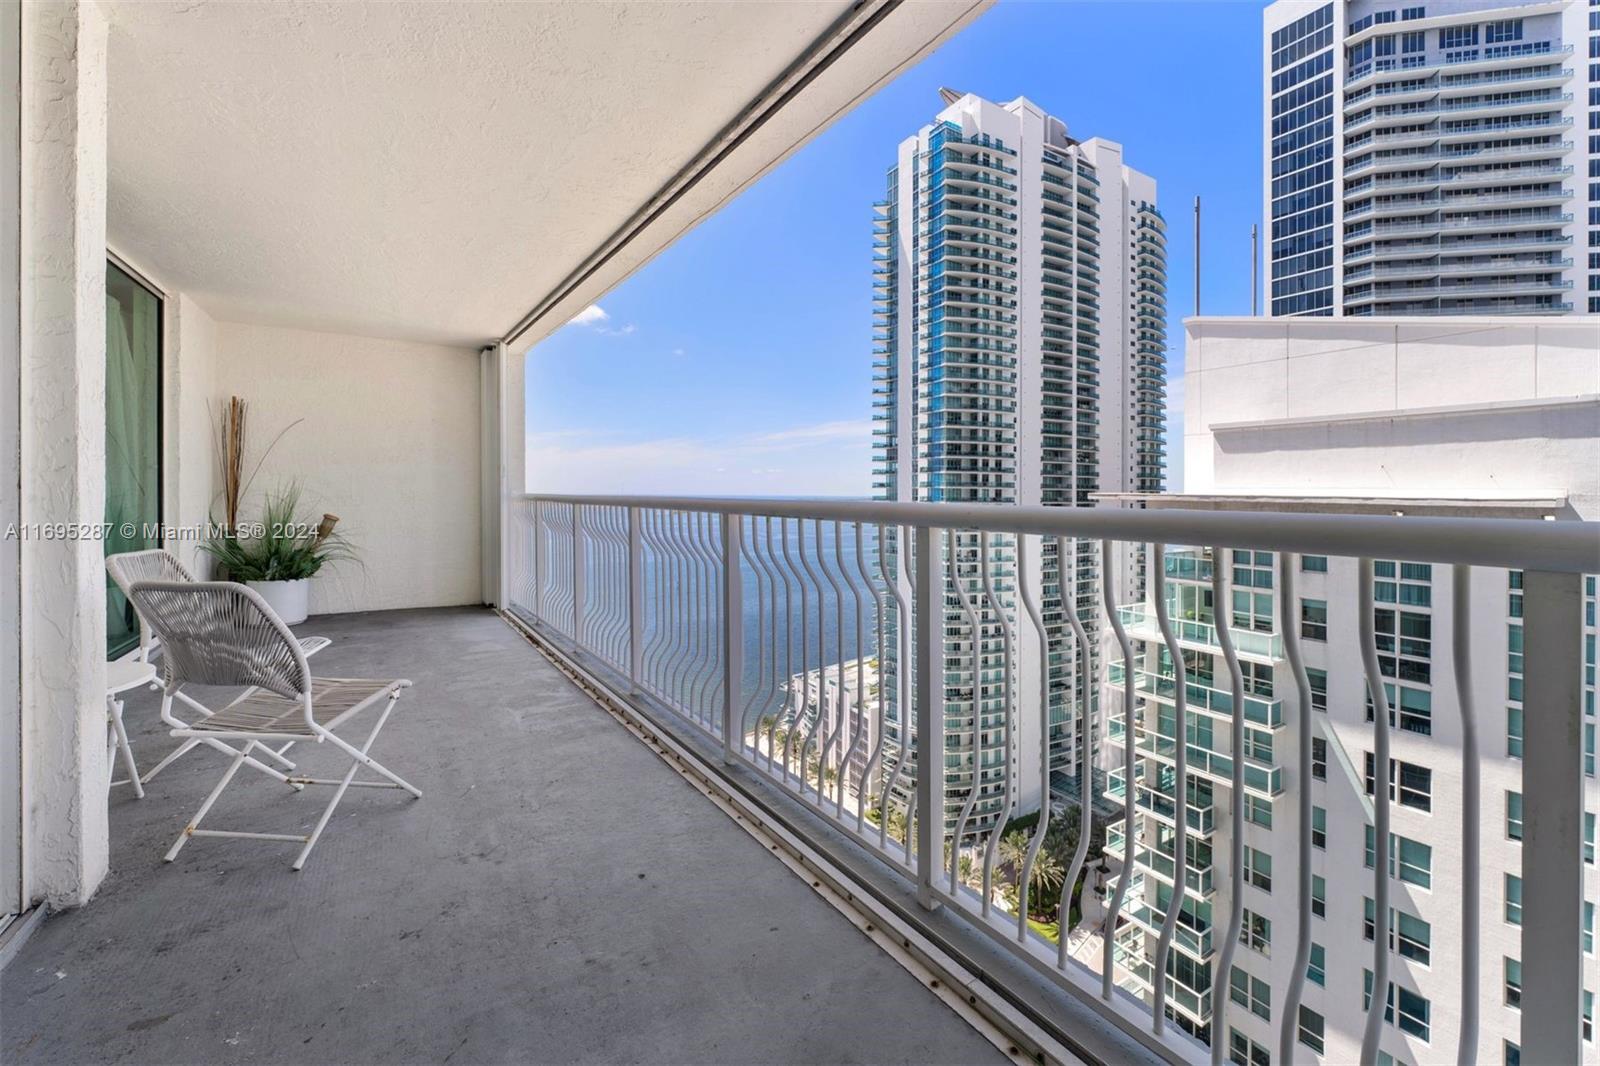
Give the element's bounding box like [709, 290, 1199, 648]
[504, 610, 1172, 1066]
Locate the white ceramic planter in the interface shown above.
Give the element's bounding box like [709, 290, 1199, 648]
[247, 578, 310, 625]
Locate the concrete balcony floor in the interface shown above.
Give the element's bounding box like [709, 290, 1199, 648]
[2, 607, 1002, 1065]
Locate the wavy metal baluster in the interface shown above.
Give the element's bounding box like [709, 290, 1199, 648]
[781, 517, 809, 786]
[675, 510, 700, 718]
[795, 521, 829, 802]
[977, 532, 1014, 918]
[1100, 536, 1141, 1000]
[1058, 536, 1096, 964]
[1209, 549, 1247, 1066]
[837, 523, 872, 819]
[769, 517, 795, 775]
[1149, 542, 1189, 1037]
[737, 517, 769, 757]
[1016, 534, 1052, 942]
[605, 507, 630, 668]
[642, 510, 670, 700]
[662, 512, 690, 714]
[691, 511, 718, 726]
[677, 511, 702, 722]
[1276, 551, 1317, 1066]
[815, 521, 849, 811]
[878, 525, 915, 865]
[1358, 558, 1392, 1066]
[689, 512, 721, 727]
[1453, 563, 1479, 1066]
[948, 530, 984, 897]
[856, 522, 887, 835]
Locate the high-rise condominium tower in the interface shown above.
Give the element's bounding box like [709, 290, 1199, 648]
[872, 91, 1167, 828]
[1106, 313, 1597, 1062]
[1264, 0, 1596, 316]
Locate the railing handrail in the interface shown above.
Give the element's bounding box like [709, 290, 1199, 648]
[519, 493, 1599, 574]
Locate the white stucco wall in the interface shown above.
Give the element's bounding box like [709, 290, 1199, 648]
[209, 321, 482, 614]
[164, 293, 218, 578]
[19, 0, 110, 908]
[1184, 316, 1600, 512]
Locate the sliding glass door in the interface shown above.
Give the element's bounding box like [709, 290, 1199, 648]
[105, 261, 162, 658]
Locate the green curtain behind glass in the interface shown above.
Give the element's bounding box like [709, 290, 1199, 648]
[105, 264, 161, 658]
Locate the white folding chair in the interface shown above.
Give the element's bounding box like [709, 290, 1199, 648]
[127, 580, 421, 870]
[105, 549, 331, 786]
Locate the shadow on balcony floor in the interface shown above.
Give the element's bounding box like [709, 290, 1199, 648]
[2, 607, 1003, 1066]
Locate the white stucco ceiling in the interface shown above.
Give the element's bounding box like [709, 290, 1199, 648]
[105, 0, 987, 349]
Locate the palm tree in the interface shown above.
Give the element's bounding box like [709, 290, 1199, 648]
[1028, 850, 1067, 914]
[999, 830, 1031, 876]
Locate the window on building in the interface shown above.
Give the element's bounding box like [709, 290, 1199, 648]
[1586, 901, 1594, 954]
[1364, 970, 1432, 1040]
[1308, 942, 1326, 986]
[1230, 1028, 1271, 1066]
[1484, 18, 1522, 44]
[1507, 791, 1523, 841]
[1298, 1006, 1325, 1054]
[1230, 967, 1272, 1021]
[1376, 607, 1432, 684]
[1506, 957, 1522, 1008]
[1301, 598, 1328, 640]
[1312, 806, 1326, 850]
[1506, 1039, 1521, 1065]
[1245, 846, 1272, 893]
[1363, 752, 1432, 811]
[1242, 909, 1272, 955]
[1588, 811, 1595, 864]
[1364, 899, 1432, 964]
[1246, 795, 1273, 829]
[1506, 873, 1523, 925]
[1313, 874, 1326, 919]
[1301, 555, 1327, 573]
[1308, 667, 1328, 711]
[1245, 728, 1274, 764]
[1440, 25, 1478, 49]
[1365, 826, 1432, 888]
[1367, 683, 1432, 736]
[1508, 706, 1524, 758]
[1312, 736, 1326, 780]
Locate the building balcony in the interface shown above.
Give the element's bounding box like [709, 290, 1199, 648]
[2, 610, 1004, 1064]
[1109, 661, 1285, 729]
[1116, 603, 1283, 661]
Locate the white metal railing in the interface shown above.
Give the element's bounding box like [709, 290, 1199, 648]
[506, 494, 1598, 1065]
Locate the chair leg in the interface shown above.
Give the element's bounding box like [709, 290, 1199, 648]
[197, 737, 304, 791]
[292, 695, 415, 870]
[165, 745, 248, 862]
[139, 738, 201, 784]
[319, 695, 422, 799]
[107, 695, 145, 799]
[291, 750, 360, 872]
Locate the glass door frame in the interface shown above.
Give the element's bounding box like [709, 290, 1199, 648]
[104, 251, 164, 660]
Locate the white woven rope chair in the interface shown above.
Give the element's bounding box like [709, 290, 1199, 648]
[105, 549, 331, 785]
[127, 580, 421, 870]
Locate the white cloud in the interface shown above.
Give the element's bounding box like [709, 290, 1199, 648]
[567, 304, 608, 327]
[755, 419, 872, 444]
[525, 419, 872, 497]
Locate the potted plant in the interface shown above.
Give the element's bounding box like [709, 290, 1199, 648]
[200, 485, 354, 624]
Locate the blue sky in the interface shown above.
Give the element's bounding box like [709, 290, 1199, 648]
[526, 0, 1266, 497]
